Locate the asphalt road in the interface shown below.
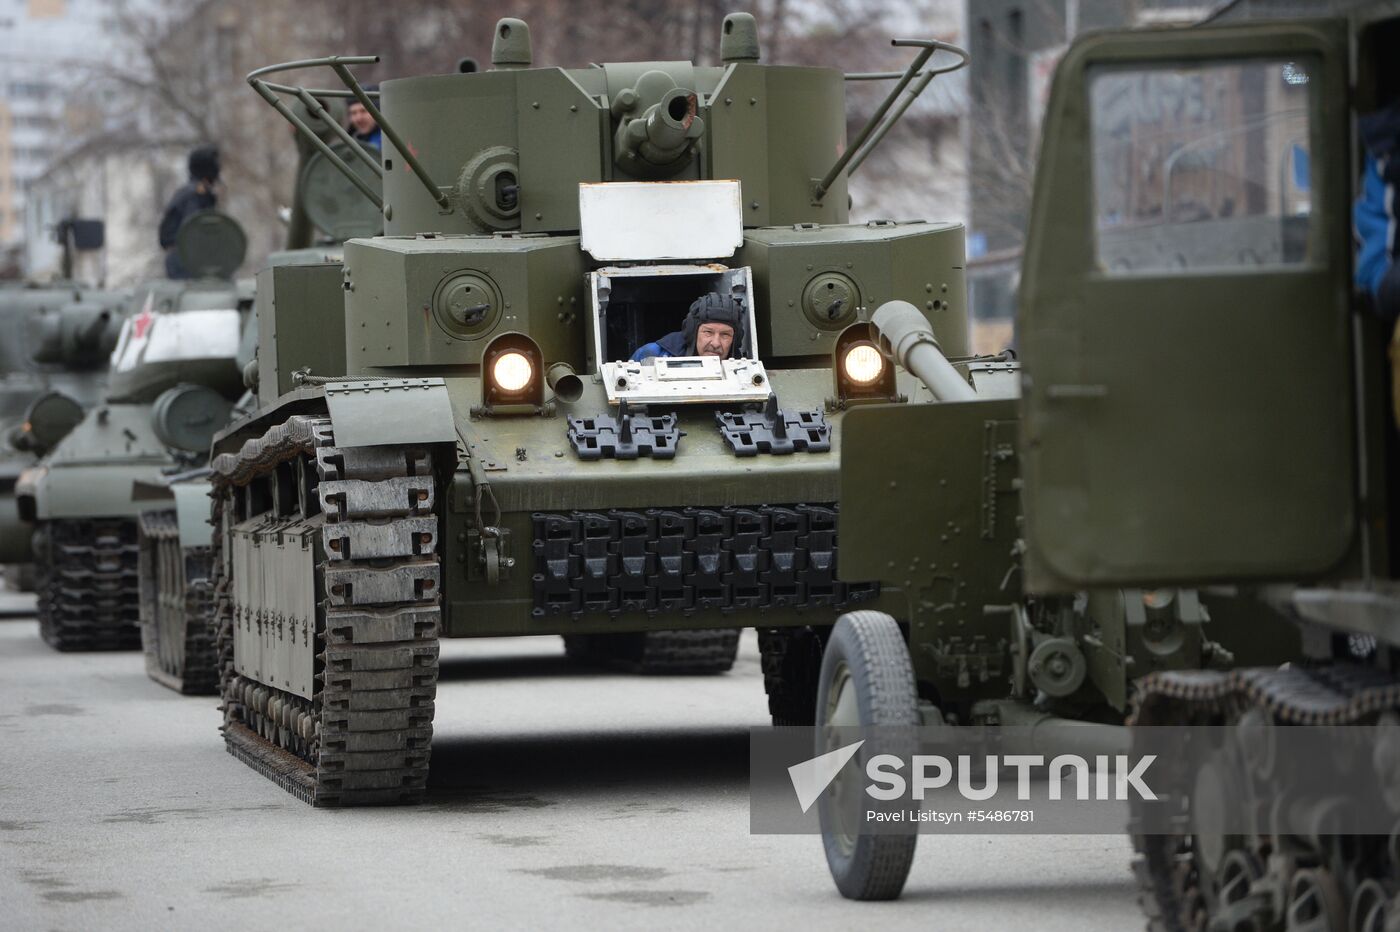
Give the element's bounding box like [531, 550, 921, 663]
[0, 607, 1143, 931]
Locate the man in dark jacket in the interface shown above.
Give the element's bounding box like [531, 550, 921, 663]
[158, 144, 220, 279]
[631, 293, 746, 361]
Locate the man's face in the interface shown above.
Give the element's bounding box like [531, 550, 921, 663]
[695, 322, 735, 357]
[348, 102, 377, 136]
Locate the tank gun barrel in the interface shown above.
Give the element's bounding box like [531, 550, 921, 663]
[633, 90, 697, 165]
[74, 308, 112, 350]
[870, 300, 976, 402]
[29, 305, 118, 368]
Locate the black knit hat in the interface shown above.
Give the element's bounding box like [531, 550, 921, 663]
[682, 292, 745, 356]
[188, 144, 220, 183]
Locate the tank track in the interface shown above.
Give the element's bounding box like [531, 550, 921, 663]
[562, 628, 740, 674]
[138, 508, 217, 695]
[757, 625, 830, 725]
[1129, 665, 1400, 932]
[35, 517, 141, 651]
[210, 414, 440, 807]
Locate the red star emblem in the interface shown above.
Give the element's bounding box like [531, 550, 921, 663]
[132, 309, 154, 339]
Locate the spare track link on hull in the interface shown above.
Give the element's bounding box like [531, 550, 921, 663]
[210, 414, 441, 807]
[562, 628, 741, 674]
[36, 517, 141, 651]
[1127, 665, 1400, 932]
[139, 508, 218, 694]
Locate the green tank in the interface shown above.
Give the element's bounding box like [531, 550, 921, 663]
[0, 265, 128, 590]
[1005, 7, 1400, 930]
[16, 215, 251, 651]
[210, 13, 972, 806]
[137, 98, 384, 694]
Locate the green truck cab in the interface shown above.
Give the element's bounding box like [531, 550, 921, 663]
[1010, 6, 1400, 929]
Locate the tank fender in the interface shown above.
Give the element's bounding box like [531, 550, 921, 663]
[323, 378, 458, 448]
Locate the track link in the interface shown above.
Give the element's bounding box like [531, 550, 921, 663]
[36, 517, 141, 651]
[1128, 665, 1400, 932]
[138, 508, 218, 694]
[211, 415, 441, 806]
[562, 628, 740, 674]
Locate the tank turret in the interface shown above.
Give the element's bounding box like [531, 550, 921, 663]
[0, 280, 129, 578]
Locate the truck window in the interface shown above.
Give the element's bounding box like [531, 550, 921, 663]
[1090, 58, 1315, 274]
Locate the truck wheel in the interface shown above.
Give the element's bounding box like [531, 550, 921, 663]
[815, 610, 919, 901]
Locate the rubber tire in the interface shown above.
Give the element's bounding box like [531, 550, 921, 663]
[815, 610, 920, 901]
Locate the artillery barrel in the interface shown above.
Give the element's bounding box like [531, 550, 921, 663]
[870, 300, 976, 402]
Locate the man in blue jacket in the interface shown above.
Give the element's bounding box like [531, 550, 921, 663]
[631, 293, 746, 361]
[347, 86, 382, 150]
[1356, 101, 1400, 321]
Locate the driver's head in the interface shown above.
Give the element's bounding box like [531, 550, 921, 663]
[682, 293, 745, 358]
[695, 321, 734, 357]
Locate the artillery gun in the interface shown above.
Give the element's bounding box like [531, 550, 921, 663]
[0, 224, 128, 590]
[996, 7, 1400, 929]
[801, 296, 1279, 899]
[136, 97, 384, 694]
[211, 13, 974, 806]
[16, 215, 251, 651]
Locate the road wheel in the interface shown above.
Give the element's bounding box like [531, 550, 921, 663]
[815, 610, 919, 901]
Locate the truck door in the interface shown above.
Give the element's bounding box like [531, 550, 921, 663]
[1017, 22, 1354, 592]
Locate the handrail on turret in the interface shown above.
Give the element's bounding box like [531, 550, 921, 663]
[246, 56, 452, 213]
[817, 38, 970, 201]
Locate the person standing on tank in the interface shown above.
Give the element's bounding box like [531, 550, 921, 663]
[158, 144, 221, 279]
[347, 86, 382, 150]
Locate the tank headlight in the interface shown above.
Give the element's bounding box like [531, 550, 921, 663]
[1142, 589, 1176, 610]
[492, 351, 534, 394]
[481, 332, 546, 413]
[831, 323, 896, 406]
[842, 343, 885, 386]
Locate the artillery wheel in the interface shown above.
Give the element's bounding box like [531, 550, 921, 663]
[815, 610, 919, 901]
